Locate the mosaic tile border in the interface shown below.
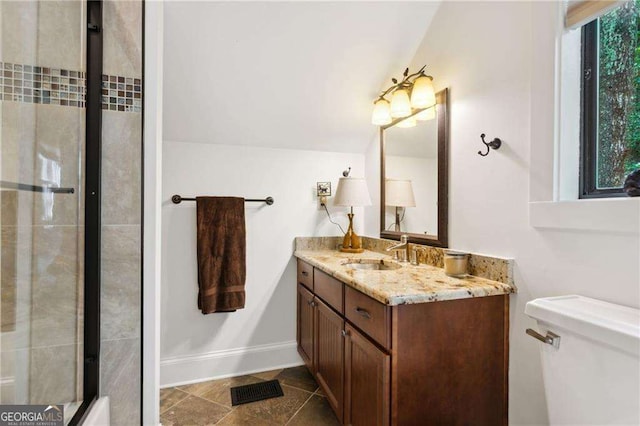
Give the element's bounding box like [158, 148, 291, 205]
[0, 62, 141, 113]
[101, 74, 142, 112]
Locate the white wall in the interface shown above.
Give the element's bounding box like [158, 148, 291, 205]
[160, 141, 364, 386]
[364, 1, 640, 425]
[162, 1, 440, 153]
[364, 134, 381, 235]
[142, 2, 163, 423]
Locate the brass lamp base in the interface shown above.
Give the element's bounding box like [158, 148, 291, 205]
[340, 212, 364, 253]
[340, 247, 364, 254]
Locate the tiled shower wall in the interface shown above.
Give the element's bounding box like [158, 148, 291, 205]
[0, 0, 88, 411]
[0, 1, 142, 424]
[100, 1, 143, 425]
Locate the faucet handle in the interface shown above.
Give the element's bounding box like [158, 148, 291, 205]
[410, 247, 419, 266]
[400, 234, 409, 244]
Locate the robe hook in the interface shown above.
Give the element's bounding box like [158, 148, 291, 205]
[478, 133, 502, 157]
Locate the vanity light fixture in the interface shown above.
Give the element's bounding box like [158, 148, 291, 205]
[411, 74, 436, 108]
[372, 98, 392, 125]
[390, 88, 412, 118]
[371, 65, 436, 126]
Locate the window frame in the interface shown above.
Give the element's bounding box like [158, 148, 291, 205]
[580, 19, 629, 199]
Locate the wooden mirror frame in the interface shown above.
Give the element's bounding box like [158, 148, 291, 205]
[380, 88, 449, 247]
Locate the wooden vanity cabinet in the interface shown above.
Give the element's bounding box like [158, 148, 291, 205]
[296, 260, 509, 426]
[297, 259, 314, 290]
[344, 324, 390, 426]
[296, 283, 315, 371]
[315, 298, 345, 420]
[391, 295, 508, 425]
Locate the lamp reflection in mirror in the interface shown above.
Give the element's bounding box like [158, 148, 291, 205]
[334, 177, 372, 253]
[415, 106, 436, 121]
[385, 179, 416, 232]
[396, 116, 417, 128]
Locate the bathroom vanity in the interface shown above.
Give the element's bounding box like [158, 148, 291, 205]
[294, 242, 514, 425]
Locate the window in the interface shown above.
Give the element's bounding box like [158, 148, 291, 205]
[580, 1, 639, 198]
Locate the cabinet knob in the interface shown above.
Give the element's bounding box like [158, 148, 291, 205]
[301, 271, 309, 276]
[341, 329, 349, 338]
[308, 300, 316, 307]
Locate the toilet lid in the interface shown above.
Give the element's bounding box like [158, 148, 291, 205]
[525, 295, 640, 356]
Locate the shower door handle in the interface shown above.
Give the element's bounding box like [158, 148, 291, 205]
[0, 180, 74, 194]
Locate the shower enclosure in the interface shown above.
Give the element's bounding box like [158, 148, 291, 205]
[0, 1, 142, 424]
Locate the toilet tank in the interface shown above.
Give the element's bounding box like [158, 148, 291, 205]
[525, 295, 640, 425]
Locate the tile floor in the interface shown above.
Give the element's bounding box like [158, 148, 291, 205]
[160, 366, 340, 425]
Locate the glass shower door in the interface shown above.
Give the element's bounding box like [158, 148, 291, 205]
[0, 1, 87, 423]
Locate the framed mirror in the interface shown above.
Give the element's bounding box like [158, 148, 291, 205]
[380, 88, 448, 247]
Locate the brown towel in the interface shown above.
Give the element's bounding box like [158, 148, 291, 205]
[196, 197, 246, 314]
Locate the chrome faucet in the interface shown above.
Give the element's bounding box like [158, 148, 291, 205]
[386, 235, 410, 262]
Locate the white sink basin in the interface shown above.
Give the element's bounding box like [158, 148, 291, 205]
[343, 259, 402, 271]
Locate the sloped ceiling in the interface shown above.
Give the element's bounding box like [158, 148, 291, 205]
[163, 1, 440, 153]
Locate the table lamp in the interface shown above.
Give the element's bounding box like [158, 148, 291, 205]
[334, 177, 372, 253]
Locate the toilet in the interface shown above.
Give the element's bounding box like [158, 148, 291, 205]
[525, 295, 640, 425]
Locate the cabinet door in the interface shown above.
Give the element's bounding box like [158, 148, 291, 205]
[315, 298, 345, 422]
[344, 324, 390, 426]
[297, 283, 315, 371]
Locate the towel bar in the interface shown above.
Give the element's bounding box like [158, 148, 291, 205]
[171, 194, 274, 205]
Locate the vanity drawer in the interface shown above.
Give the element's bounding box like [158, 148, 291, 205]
[345, 285, 391, 350]
[297, 259, 314, 290]
[314, 269, 344, 314]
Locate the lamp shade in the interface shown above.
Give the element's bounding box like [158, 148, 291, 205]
[334, 177, 372, 207]
[390, 88, 412, 118]
[385, 179, 416, 207]
[410, 75, 436, 109]
[371, 98, 392, 125]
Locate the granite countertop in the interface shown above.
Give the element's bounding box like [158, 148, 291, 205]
[294, 249, 515, 306]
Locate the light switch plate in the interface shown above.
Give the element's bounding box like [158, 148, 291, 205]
[317, 181, 331, 197]
[317, 181, 331, 208]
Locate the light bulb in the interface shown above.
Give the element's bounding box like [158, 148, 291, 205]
[390, 88, 412, 118]
[396, 116, 416, 128]
[415, 106, 436, 121]
[371, 98, 392, 125]
[411, 75, 435, 109]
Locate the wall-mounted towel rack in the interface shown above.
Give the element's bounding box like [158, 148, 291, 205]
[171, 194, 274, 205]
[0, 180, 75, 194]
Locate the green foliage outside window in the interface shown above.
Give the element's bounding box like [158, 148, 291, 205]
[597, 0, 639, 189]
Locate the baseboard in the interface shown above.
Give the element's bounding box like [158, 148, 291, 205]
[160, 340, 303, 388]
